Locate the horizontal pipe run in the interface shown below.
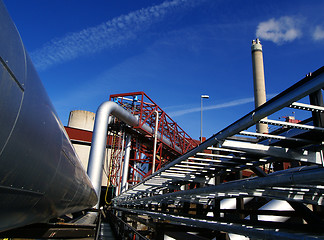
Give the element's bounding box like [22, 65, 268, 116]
[114, 207, 318, 240]
[115, 166, 324, 206]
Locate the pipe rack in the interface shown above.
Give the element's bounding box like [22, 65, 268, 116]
[112, 66, 324, 239]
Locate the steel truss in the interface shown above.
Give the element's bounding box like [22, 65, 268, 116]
[111, 66, 324, 239]
[108, 92, 198, 190]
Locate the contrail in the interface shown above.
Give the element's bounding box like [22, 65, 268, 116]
[30, 0, 204, 71]
[169, 94, 277, 117]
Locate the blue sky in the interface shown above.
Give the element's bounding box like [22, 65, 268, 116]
[3, 0, 324, 140]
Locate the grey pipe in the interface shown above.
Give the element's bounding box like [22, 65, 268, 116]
[87, 101, 183, 207]
[87, 101, 138, 208]
[120, 134, 132, 194]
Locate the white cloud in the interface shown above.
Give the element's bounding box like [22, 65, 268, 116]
[256, 16, 302, 44]
[313, 25, 324, 41]
[30, 0, 203, 71]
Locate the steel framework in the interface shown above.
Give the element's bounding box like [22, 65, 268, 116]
[111, 66, 324, 239]
[109, 92, 198, 155]
[106, 92, 198, 194]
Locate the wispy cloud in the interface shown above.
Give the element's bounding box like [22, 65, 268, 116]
[169, 93, 278, 117]
[169, 97, 254, 117]
[31, 0, 203, 71]
[313, 25, 324, 41]
[256, 16, 302, 44]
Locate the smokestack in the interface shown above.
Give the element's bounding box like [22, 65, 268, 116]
[251, 38, 268, 134]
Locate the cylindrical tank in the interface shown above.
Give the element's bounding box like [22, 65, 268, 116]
[251, 38, 268, 134]
[0, 1, 97, 232]
[68, 110, 95, 131]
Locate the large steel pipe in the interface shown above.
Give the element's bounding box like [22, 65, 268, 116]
[0, 1, 97, 232]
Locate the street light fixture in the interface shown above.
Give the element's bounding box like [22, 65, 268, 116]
[200, 94, 209, 143]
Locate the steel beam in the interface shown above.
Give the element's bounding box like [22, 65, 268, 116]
[260, 119, 324, 131]
[222, 140, 323, 164]
[239, 131, 315, 143]
[290, 102, 324, 112]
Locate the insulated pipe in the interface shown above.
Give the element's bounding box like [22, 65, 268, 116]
[120, 134, 132, 193]
[0, 1, 97, 230]
[87, 102, 138, 208]
[87, 101, 182, 207]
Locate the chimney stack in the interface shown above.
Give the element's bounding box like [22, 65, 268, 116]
[251, 38, 268, 134]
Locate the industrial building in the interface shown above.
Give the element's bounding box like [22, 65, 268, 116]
[1, 0, 324, 239]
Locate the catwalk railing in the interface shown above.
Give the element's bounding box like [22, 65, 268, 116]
[112, 66, 324, 239]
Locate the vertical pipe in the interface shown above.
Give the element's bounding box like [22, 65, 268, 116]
[117, 132, 125, 195]
[87, 107, 110, 209]
[87, 101, 138, 208]
[121, 134, 132, 193]
[251, 38, 268, 134]
[152, 110, 159, 173]
[200, 97, 203, 143]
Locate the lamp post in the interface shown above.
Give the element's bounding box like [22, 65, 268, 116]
[200, 94, 209, 143]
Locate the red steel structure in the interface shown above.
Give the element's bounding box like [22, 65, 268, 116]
[108, 92, 199, 188]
